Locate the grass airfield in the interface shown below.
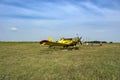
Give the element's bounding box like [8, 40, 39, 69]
[0, 42, 120, 80]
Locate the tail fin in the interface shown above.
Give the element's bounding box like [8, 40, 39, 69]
[48, 37, 54, 42]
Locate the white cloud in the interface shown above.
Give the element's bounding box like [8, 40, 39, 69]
[10, 27, 18, 31]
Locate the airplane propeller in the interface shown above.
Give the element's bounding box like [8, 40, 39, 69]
[79, 37, 82, 45]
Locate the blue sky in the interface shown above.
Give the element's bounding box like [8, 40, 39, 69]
[0, 0, 120, 42]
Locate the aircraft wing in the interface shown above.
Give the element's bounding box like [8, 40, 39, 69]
[40, 40, 68, 46]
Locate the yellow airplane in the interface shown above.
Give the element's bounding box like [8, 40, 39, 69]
[40, 37, 82, 48]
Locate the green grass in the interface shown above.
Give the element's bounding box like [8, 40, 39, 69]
[0, 42, 120, 80]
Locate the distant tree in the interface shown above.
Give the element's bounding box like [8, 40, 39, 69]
[85, 41, 107, 43]
[109, 42, 113, 43]
[101, 41, 107, 43]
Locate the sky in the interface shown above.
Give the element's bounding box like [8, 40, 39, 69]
[0, 0, 120, 42]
